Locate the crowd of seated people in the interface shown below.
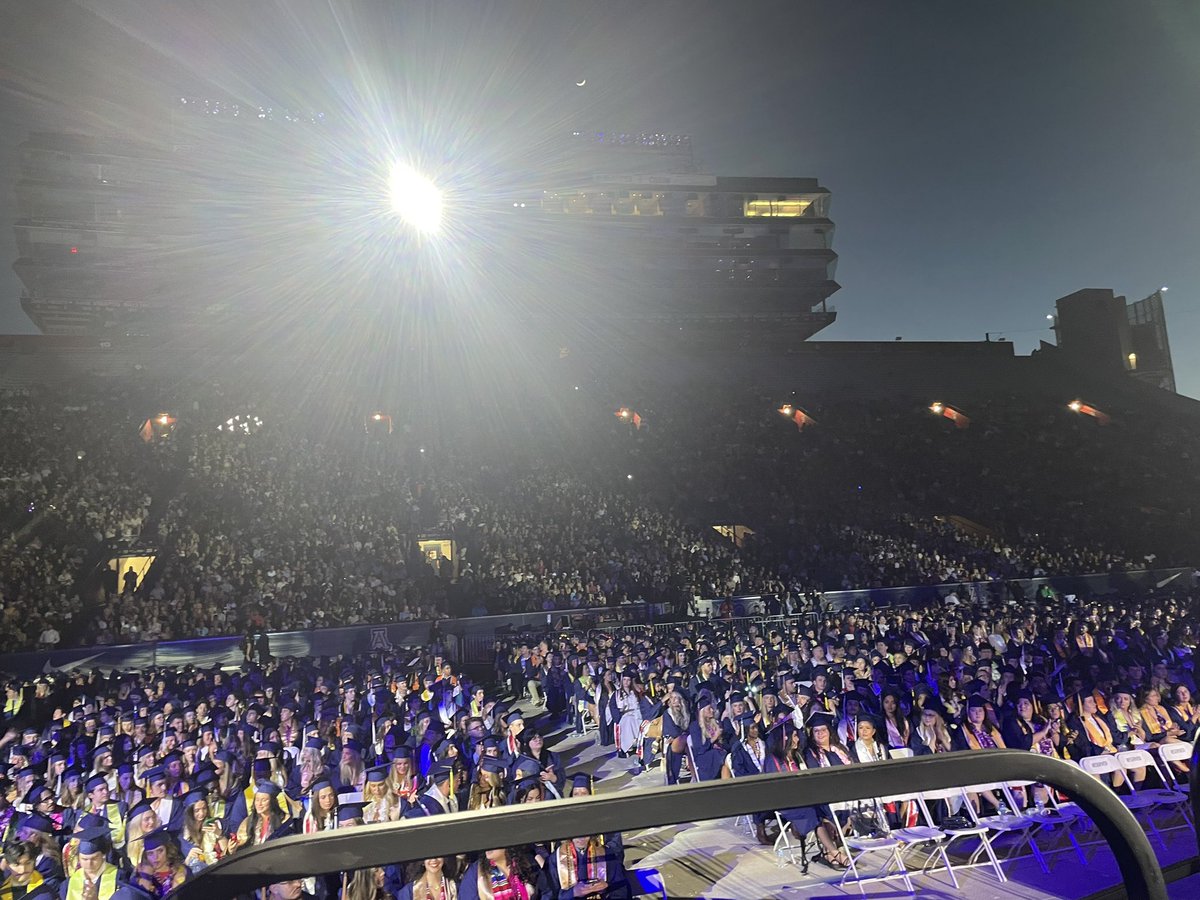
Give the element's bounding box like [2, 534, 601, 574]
[0, 379, 1196, 651]
[0, 390, 157, 652]
[0, 576, 1195, 897]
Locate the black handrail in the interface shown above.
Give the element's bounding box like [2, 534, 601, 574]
[172, 750, 1166, 900]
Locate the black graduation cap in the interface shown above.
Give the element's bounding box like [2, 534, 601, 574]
[365, 765, 389, 784]
[138, 826, 175, 851]
[428, 761, 454, 785]
[73, 824, 112, 855]
[511, 755, 541, 778]
[19, 811, 57, 835]
[255, 780, 283, 799]
[480, 756, 508, 776]
[510, 777, 541, 801]
[337, 803, 365, 823]
[805, 710, 837, 730]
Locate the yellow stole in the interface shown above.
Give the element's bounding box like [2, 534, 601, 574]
[66, 865, 118, 900]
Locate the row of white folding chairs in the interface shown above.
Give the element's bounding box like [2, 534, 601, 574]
[1074, 744, 1194, 850]
[841, 780, 1064, 894]
[833, 753, 1142, 897]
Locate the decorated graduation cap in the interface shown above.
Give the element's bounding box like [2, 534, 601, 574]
[73, 824, 112, 855]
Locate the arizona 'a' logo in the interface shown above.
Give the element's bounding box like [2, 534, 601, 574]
[369, 628, 394, 652]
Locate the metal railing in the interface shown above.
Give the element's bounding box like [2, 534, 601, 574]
[172, 750, 1166, 900]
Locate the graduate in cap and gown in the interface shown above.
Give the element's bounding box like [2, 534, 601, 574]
[417, 763, 459, 817]
[1, 838, 60, 900]
[761, 720, 850, 869]
[467, 757, 507, 812]
[387, 747, 422, 807]
[394, 857, 458, 900]
[234, 782, 291, 850]
[549, 834, 630, 900]
[362, 766, 406, 824]
[658, 690, 690, 786]
[685, 696, 725, 783]
[177, 791, 227, 874]
[609, 674, 644, 758]
[57, 826, 142, 900]
[129, 828, 188, 899]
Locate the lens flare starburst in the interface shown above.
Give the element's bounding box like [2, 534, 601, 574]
[388, 163, 443, 234]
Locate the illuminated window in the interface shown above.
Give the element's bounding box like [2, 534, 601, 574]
[1127, 352, 1137, 370]
[744, 198, 812, 217]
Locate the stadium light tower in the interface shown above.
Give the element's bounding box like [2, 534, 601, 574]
[388, 163, 443, 234]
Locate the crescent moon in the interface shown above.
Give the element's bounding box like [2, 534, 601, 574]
[575, 79, 586, 87]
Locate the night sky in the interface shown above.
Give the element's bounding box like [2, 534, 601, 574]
[1, 1, 1197, 396]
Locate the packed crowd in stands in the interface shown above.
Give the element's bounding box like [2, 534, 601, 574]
[0, 379, 1196, 652]
[0, 573, 1197, 898]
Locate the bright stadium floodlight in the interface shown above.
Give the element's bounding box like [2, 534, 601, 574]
[388, 163, 443, 234]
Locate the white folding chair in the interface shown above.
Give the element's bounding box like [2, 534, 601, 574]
[772, 811, 810, 873]
[1156, 741, 1193, 793]
[1053, 758, 1110, 862]
[919, 786, 1007, 883]
[1002, 778, 1084, 870]
[965, 781, 1048, 874]
[834, 800, 914, 896]
[877, 790, 959, 888]
[1079, 754, 1165, 849]
[1116, 749, 1193, 839]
